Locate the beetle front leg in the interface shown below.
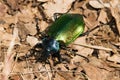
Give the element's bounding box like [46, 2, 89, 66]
[27, 43, 43, 60]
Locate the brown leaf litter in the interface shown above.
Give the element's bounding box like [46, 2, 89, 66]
[0, 0, 120, 80]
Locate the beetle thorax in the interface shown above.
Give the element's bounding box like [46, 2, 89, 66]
[42, 38, 60, 54]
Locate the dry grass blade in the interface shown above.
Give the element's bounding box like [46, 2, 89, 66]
[2, 27, 18, 80]
[73, 43, 112, 51]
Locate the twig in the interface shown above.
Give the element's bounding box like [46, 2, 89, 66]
[0, 69, 82, 75]
[73, 43, 112, 51]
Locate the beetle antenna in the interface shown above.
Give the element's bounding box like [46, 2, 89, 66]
[80, 25, 100, 36]
[34, 17, 47, 39]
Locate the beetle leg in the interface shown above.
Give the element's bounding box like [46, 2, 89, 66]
[17, 43, 42, 61]
[36, 50, 50, 63]
[71, 50, 89, 62]
[75, 53, 89, 62]
[53, 13, 64, 20]
[26, 43, 43, 61]
[33, 42, 43, 48]
[79, 25, 101, 37]
[57, 51, 62, 62]
[65, 48, 89, 62]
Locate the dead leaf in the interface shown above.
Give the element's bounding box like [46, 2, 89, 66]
[24, 22, 37, 35]
[107, 54, 120, 63]
[17, 4, 38, 23]
[89, 0, 110, 9]
[26, 36, 39, 47]
[43, 0, 75, 17]
[110, 7, 120, 35]
[83, 10, 98, 29]
[89, 57, 114, 71]
[6, 0, 20, 10]
[82, 63, 110, 80]
[17, 21, 30, 42]
[0, 0, 120, 80]
[110, 0, 120, 8]
[0, 3, 7, 17]
[98, 9, 110, 24]
[70, 0, 85, 14]
[89, 0, 104, 9]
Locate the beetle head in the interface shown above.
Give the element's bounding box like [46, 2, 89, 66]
[42, 38, 60, 55]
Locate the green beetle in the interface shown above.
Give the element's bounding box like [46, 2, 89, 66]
[32, 14, 85, 63]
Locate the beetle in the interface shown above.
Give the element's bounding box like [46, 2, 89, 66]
[29, 13, 87, 64]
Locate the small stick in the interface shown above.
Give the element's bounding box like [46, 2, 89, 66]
[73, 43, 112, 51]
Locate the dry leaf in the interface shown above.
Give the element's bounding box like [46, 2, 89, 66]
[0, 0, 120, 80]
[17, 21, 30, 42]
[6, 0, 20, 10]
[110, 7, 120, 35]
[89, 0, 104, 9]
[43, 0, 74, 17]
[89, 0, 110, 9]
[110, 0, 120, 8]
[82, 63, 109, 80]
[26, 36, 39, 47]
[83, 10, 98, 28]
[107, 54, 120, 63]
[98, 9, 109, 24]
[24, 22, 37, 35]
[0, 3, 7, 17]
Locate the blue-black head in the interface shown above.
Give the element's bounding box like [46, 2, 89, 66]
[42, 38, 60, 56]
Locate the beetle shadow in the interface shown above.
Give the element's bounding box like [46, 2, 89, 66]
[15, 42, 69, 66]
